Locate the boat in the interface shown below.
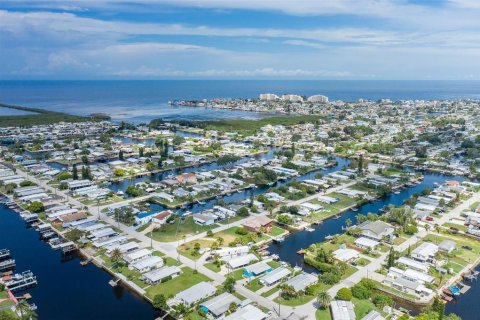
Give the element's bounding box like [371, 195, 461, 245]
[197, 200, 206, 205]
[109, 278, 121, 287]
[305, 227, 315, 232]
[448, 286, 461, 296]
[273, 237, 285, 243]
[80, 258, 92, 266]
[313, 220, 323, 225]
[394, 191, 401, 194]
[333, 215, 340, 220]
[351, 207, 358, 212]
[296, 249, 306, 255]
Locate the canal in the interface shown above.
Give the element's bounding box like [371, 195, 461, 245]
[267, 172, 464, 273]
[0, 205, 160, 320]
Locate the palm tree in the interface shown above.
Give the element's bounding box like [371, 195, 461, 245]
[345, 218, 352, 229]
[110, 248, 123, 268]
[434, 224, 441, 234]
[316, 290, 332, 309]
[424, 224, 430, 233]
[16, 300, 36, 320]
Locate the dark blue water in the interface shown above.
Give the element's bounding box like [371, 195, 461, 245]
[1, 80, 480, 123]
[0, 205, 159, 320]
[267, 173, 463, 273]
[446, 265, 480, 320]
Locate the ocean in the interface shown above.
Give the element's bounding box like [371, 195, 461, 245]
[1, 80, 480, 123]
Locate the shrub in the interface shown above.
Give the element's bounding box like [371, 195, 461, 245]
[319, 272, 341, 285]
[373, 294, 393, 308]
[235, 227, 248, 235]
[335, 288, 353, 301]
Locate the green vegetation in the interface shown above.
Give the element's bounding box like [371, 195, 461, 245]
[0, 103, 92, 127]
[150, 216, 218, 242]
[145, 267, 211, 299]
[245, 278, 264, 292]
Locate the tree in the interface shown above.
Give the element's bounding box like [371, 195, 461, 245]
[228, 302, 237, 313]
[81, 155, 89, 164]
[432, 296, 446, 320]
[223, 277, 235, 293]
[139, 147, 144, 157]
[425, 224, 431, 233]
[27, 201, 44, 213]
[119, 150, 124, 160]
[15, 300, 36, 320]
[72, 164, 78, 180]
[345, 218, 352, 228]
[237, 207, 250, 217]
[335, 288, 352, 301]
[0, 310, 17, 320]
[373, 294, 393, 308]
[57, 171, 72, 181]
[387, 247, 396, 268]
[316, 289, 332, 309]
[153, 294, 167, 310]
[110, 248, 123, 268]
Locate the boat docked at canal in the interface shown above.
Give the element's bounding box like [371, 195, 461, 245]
[3, 270, 38, 292]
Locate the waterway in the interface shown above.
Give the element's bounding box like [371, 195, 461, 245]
[445, 264, 480, 320]
[0, 205, 160, 320]
[267, 172, 463, 273]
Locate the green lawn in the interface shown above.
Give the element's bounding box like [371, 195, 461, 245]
[245, 278, 264, 292]
[261, 285, 281, 297]
[213, 226, 268, 245]
[316, 308, 332, 320]
[267, 260, 281, 269]
[178, 239, 214, 260]
[150, 216, 219, 242]
[275, 283, 328, 306]
[353, 298, 376, 319]
[0, 290, 14, 308]
[145, 267, 211, 299]
[204, 262, 221, 272]
[356, 258, 371, 267]
[270, 225, 288, 237]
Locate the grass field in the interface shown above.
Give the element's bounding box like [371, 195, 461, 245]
[212, 226, 268, 245]
[200, 115, 325, 134]
[245, 278, 264, 292]
[150, 216, 218, 242]
[145, 267, 211, 299]
[261, 285, 281, 297]
[178, 239, 214, 260]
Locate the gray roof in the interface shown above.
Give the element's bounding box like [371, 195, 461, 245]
[284, 272, 317, 292]
[439, 240, 456, 252]
[331, 300, 356, 320]
[244, 261, 271, 275]
[361, 310, 385, 320]
[223, 305, 268, 320]
[143, 266, 181, 283]
[359, 220, 392, 236]
[175, 282, 216, 305]
[260, 267, 291, 286]
[200, 292, 240, 317]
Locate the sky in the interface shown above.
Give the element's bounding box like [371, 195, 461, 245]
[1, 0, 480, 80]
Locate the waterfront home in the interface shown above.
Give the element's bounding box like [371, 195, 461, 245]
[333, 248, 360, 262]
[284, 272, 318, 293]
[93, 235, 128, 248]
[259, 267, 291, 286]
[200, 292, 240, 318]
[66, 179, 95, 191]
[317, 195, 339, 204]
[358, 220, 395, 242]
[192, 213, 215, 226]
[387, 267, 435, 284]
[225, 253, 258, 269]
[123, 248, 152, 264]
[89, 227, 117, 241]
[383, 276, 433, 297]
[105, 241, 139, 255]
[354, 237, 379, 250]
[299, 202, 323, 216]
[151, 211, 172, 226]
[142, 266, 182, 285]
[330, 300, 356, 320]
[411, 242, 438, 263]
[223, 304, 268, 320]
[361, 310, 385, 320]
[134, 211, 158, 226]
[264, 192, 285, 202]
[438, 240, 456, 253]
[242, 216, 273, 233]
[176, 173, 197, 184]
[129, 255, 163, 273]
[397, 257, 429, 273]
[243, 261, 272, 277]
[55, 212, 87, 227]
[337, 188, 368, 198]
[213, 246, 249, 258]
[174, 281, 216, 306]
[156, 192, 175, 203]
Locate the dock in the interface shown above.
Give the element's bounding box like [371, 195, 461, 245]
[0, 248, 10, 260]
[0, 258, 16, 271]
[4, 271, 38, 292]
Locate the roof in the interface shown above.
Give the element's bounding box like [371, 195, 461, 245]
[412, 242, 438, 257]
[359, 220, 393, 236]
[260, 267, 291, 285]
[130, 255, 163, 270]
[331, 300, 356, 320]
[244, 261, 271, 275]
[333, 248, 359, 262]
[200, 292, 240, 317]
[284, 273, 317, 292]
[223, 305, 268, 320]
[143, 266, 181, 283]
[153, 211, 171, 220]
[361, 310, 385, 320]
[242, 216, 273, 229]
[354, 237, 379, 248]
[397, 257, 429, 272]
[175, 282, 216, 305]
[438, 240, 456, 251]
[226, 253, 257, 269]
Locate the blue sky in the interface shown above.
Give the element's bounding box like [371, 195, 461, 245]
[1, 0, 480, 80]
